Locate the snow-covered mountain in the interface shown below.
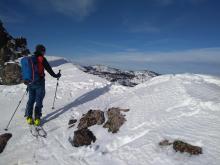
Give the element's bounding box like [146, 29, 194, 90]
[81, 64, 160, 87]
[0, 59, 220, 165]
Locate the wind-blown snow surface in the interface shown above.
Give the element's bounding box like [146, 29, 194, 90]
[0, 62, 220, 165]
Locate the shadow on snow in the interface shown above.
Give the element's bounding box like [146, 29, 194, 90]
[41, 83, 112, 125]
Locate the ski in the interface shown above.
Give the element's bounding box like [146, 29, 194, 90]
[35, 126, 47, 138]
[29, 125, 47, 138]
[29, 125, 38, 137]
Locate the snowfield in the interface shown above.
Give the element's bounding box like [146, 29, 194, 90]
[0, 60, 220, 165]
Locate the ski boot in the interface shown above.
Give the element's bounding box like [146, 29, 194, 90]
[26, 117, 33, 125]
[34, 118, 41, 126]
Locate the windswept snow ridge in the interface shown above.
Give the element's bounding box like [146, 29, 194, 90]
[46, 56, 69, 67]
[0, 60, 220, 165]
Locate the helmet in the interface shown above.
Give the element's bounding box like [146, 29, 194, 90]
[35, 44, 46, 54]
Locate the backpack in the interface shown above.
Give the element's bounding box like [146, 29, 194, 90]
[21, 55, 40, 83]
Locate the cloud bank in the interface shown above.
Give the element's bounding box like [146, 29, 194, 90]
[72, 47, 220, 75]
[74, 47, 220, 64]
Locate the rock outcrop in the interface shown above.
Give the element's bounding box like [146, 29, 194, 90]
[173, 140, 202, 155]
[70, 107, 129, 147]
[0, 20, 29, 85]
[103, 107, 129, 133]
[77, 110, 105, 130]
[159, 139, 202, 155]
[0, 133, 12, 153]
[1, 62, 22, 85]
[71, 128, 96, 147]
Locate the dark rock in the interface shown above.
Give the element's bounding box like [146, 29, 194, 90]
[0, 21, 12, 49]
[0, 133, 12, 153]
[0, 20, 29, 85]
[159, 139, 202, 155]
[1, 62, 22, 85]
[77, 110, 105, 129]
[15, 37, 27, 48]
[103, 107, 129, 133]
[0, 47, 11, 66]
[159, 139, 173, 146]
[71, 128, 96, 147]
[173, 140, 202, 155]
[68, 119, 77, 128]
[68, 119, 77, 125]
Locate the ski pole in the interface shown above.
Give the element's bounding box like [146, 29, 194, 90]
[4, 88, 28, 131]
[52, 70, 61, 109]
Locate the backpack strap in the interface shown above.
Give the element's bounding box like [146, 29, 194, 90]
[28, 57, 35, 82]
[37, 56, 45, 78]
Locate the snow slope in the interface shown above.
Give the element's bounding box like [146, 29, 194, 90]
[0, 61, 220, 165]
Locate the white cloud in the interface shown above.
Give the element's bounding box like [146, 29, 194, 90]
[87, 40, 124, 49]
[153, 0, 207, 6]
[125, 21, 160, 34]
[50, 0, 97, 18]
[19, 0, 97, 20]
[73, 47, 220, 65]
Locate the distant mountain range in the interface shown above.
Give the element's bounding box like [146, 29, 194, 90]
[80, 64, 160, 87]
[47, 57, 160, 87]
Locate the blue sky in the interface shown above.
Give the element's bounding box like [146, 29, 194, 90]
[1, 0, 220, 75]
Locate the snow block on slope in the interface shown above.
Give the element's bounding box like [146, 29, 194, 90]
[0, 133, 12, 153]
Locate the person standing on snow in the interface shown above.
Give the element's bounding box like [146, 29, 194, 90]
[25, 44, 61, 126]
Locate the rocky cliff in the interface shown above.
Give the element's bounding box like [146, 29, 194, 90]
[0, 20, 30, 85]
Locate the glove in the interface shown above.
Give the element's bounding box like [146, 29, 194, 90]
[55, 72, 61, 79]
[24, 80, 30, 85]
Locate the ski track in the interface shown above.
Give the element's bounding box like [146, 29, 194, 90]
[0, 63, 220, 165]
